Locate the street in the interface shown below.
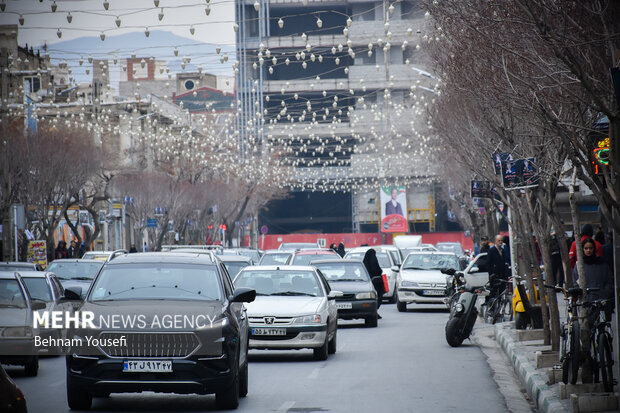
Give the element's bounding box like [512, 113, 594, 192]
[6, 304, 522, 413]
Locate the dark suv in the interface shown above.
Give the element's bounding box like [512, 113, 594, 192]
[65, 252, 255, 410]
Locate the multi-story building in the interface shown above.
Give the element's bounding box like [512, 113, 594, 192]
[235, 0, 439, 233]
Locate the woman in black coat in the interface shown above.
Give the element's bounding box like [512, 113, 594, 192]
[363, 248, 384, 311]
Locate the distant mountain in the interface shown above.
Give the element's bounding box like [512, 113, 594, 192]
[37, 30, 235, 85]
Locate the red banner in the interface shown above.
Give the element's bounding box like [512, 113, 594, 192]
[381, 214, 408, 233]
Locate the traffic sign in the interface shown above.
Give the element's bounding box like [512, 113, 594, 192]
[260, 225, 268, 234]
[146, 218, 158, 228]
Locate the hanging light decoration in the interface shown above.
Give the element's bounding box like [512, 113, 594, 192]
[56, 28, 62, 38]
[278, 18, 284, 29]
[158, 8, 164, 20]
[100, 32, 106, 41]
[103, 0, 109, 11]
[66, 12, 72, 23]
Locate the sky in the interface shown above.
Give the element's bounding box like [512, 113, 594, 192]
[0, 0, 236, 47]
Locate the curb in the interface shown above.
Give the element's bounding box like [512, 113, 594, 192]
[494, 323, 570, 413]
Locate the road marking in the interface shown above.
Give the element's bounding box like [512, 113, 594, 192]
[278, 401, 296, 411]
[308, 367, 320, 379]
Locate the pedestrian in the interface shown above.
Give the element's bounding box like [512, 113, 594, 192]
[363, 248, 384, 317]
[550, 231, 565, 287]
[329, 243, 337, 253]
[486, 235, 508, 304]
[337, 242, 345, 258]
[572, 238, 614, 326]
[480, 236, 491, 254]
[569, 224, 603, 268]
[55, 241, 68, 260]
[594, 227, 605, 246]
[129, 244, 138, 253]
[67, 240, 78, 258]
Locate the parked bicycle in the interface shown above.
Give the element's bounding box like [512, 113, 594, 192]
[484, 278, 513, 324]
[584, 298, 615, 392]
[547, 285, 583, 385]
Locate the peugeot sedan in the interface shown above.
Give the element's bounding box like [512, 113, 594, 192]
[65, 252, 255, 410]
[233, 266, 339, 361]
[311, 259, 379, 327]
[395, 252, 461, 312]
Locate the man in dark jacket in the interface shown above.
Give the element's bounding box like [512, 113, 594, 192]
[486, 235, 507, 304]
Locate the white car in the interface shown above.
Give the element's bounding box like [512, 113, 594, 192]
[233, 265, 339, 360]
[395, 252, 461, 312]
[344, 246, 400, 302]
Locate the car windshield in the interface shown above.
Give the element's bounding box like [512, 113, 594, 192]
[292, 253, 337, 265]
[22, 278, 53, 301]
[222, 261, 250, 277]
[345, 252, 391, 268]
[402, 254, 460, 271]
[314, 263, 370, 282]
[47, 261, 104, 280]
[259, 253, 291, 265]
[436, 244, 464, 255]
[0, 279, 27, 308]
[235, 250, 260, 262]
[234, 270, 322, 297]
[90, 263, 223, 301]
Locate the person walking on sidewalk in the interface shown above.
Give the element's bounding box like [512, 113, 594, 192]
[569, 224, 603, 268]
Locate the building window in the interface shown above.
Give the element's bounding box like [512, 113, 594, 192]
[361, 52, 376, 65]
[24, 76, 41, 93]
[401, 1, 421, 19]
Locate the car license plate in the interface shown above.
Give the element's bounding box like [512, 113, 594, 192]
[252, 328, 286, 336]
[336, 302, 353, 309]
[423, 290, 444, 296]
[123, 360, 172, 373]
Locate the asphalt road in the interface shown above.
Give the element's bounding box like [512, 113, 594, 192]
[7, 304, 516, 413]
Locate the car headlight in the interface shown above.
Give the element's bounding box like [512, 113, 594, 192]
[294, 314, 322, 324]
[2, 326, 33, 338]
[356, 292, 376, 300]
[400, 281, 419, 288]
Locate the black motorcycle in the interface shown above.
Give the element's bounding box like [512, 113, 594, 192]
[443, 268, 486, 347]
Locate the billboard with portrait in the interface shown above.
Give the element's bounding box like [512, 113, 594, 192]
[380, 186, 408, 233]
[502, 157, 539, 190]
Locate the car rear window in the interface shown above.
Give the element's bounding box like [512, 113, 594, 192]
[259, 253, 291, 265]
[0, 279, 27, 308]
[90, 263, 223, 301]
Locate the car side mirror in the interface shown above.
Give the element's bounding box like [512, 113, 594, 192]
[61, 287, 82, 301]
[328, 290, 343, 300]
[31, 299, 47, 311]
[231, 287, 256, 303]
[391, 265, 399, 272]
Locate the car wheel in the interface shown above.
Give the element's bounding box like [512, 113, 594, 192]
[313, 335, 329, 361]
[24, 356, 38, 377]
[215, 365, 240, 410]
[239, 361, 248, 398]
[397, 299, 407, 312]
[365, 314, 378, 328]
[67, 373, 93, 410]
[328, 329, 337, 354]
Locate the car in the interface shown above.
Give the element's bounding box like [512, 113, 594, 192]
[46, 259, 104, 297]
[377, 244, 403, 267]
[231, 248, 262, 263]
[278, 242, 319, 250]
[289, 249, 340, 266]
[0, 363, 27, 413]
[80, 249, 127, 262]
[343, 247, 400, 303]
[258, 250, 293, 265]
[394, 252, 461, 312]
[0, 271, 47, 377]
[311, 259, 379, 327]
[219, 255, 254, 278]
[65, 252, 256, 410]
[0, 261, 44, 271]
[435, 242, 468, 269]
[16, 270, 72, 353]
[462, 252, 489, 288]
[233, 265, 339, 360]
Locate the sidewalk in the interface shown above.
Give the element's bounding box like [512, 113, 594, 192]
[493, 322, 619, 413]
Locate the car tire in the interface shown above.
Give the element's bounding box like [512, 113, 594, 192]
[67, 374, 93, 410]
[328, 329, 337, 355]
[216, 365, 240, 410]
[397, 299, 407, 312]
[24, 356, 38, 377]
[239, 361, 248, 398]
[365, 314, 378, 328]
[313, 335, 329, 361]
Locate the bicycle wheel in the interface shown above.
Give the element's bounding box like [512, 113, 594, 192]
[598, 333, 614, 392]
[561, 326, 569, 384]
[485, 298, 497, 324]
[495, 296, 511, 324]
